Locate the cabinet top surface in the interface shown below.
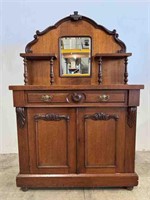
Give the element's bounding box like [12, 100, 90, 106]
[9, 85, 144, 91]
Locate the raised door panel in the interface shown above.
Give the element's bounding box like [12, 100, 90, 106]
[77, 108, 126, 174]
[28, 108, 76, 174]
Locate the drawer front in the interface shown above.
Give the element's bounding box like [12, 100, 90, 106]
[27, 91, 126, 104]
[85, 91, 126, 103]
[27, 92, 68, 103]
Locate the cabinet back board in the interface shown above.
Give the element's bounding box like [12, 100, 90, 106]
[21, 11, 130, 86]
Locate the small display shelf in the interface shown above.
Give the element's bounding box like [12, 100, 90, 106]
[20, 53, 57, 60]
[95, 53, 131, 84]
[20, 53, 57, 85]
[95, 53, 132, 58]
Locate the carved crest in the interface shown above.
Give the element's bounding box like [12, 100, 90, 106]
[16, 107, 26, 128]
[127, 107, 137, 128]
[34, 113, 69, 121]
[84, 112, 119, 121]
[70, 11, 82, 21]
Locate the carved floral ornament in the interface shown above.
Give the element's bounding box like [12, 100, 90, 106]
[127, 107, 137, 128]
[16, 107, 26, 128]
[34, 113, 69, 121]
[84, 112, 119, 121]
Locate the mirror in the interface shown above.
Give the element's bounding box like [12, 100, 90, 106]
[60, 37, 91, 77]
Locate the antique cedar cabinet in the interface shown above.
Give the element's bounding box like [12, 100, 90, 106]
[9, 12, 144, 190]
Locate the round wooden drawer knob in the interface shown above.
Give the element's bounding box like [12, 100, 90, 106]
[72, 93, 82, 103]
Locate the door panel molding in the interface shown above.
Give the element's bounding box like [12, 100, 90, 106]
[84, 115, 117, 168]
[77, 108, 125, 174]
[34, 114, 69, 169]
[28, 108, 76, 174]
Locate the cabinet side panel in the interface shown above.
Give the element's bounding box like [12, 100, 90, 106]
[13, 91, 25, 107]
[128, 90, 140, 106]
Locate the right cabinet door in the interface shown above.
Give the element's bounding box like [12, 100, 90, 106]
[77, 107, 126, 174]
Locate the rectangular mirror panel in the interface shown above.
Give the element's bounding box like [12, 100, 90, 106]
[60, 37, 91, 77]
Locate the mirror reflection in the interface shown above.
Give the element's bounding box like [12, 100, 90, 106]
[60, 37, 91, 76]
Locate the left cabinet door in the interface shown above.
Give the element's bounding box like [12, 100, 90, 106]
[27, 108, 76, 174]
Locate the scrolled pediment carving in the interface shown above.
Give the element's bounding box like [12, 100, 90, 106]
[25, 11, 126, 53]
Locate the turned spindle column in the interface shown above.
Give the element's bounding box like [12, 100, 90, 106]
[23, 58, 28, 85]
[50, 57, 54, 85]
[124, 57, 128, 84]
[98, 57, 102, 84]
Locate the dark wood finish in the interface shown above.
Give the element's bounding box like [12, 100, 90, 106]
[95, 53, 132, 58]
[16, 107, 26, 128]
[28, 108, 76, 174]
[9, 12, 144, 189]
[77, 108, 126, 174]
[127, 107, 137, 128]
[70, 11, 82, 21]
[16, 173, 138, 188]
[23, 58, 28, 85]
[20, 53, 57, 60]
[84, 112, 119, 121]
[128, 90, 140, 106]
[9, 85, 144, 90]
[124, 57, 128, 84]
[98, 57, 102, 84]
[25, 12, 126, 54]
[126, 186, 134, 191]
[13, 91, 25, 106]
[26, 90, 126, 104]
[16, 108, 30, 174]
[21, 187, 29, 192]
[50, 57, 54, 85]
[125, 108, 137, 173]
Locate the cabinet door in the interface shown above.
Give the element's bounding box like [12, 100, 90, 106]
[28, 108, 76, 174]
[77, 108, 126, 174]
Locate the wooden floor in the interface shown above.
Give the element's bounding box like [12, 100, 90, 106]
[0, 151, 150, 200]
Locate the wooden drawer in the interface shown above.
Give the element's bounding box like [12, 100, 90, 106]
[27, 92, 68, 103]
[85, 91, 126, 103]
[27, 91, 126, 104]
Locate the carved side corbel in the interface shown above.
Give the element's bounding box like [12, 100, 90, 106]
[16, 107, 26, 128]
[127, 107, 137, 128]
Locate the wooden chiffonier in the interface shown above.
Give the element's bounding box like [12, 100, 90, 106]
[9, 12, 144, 190]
